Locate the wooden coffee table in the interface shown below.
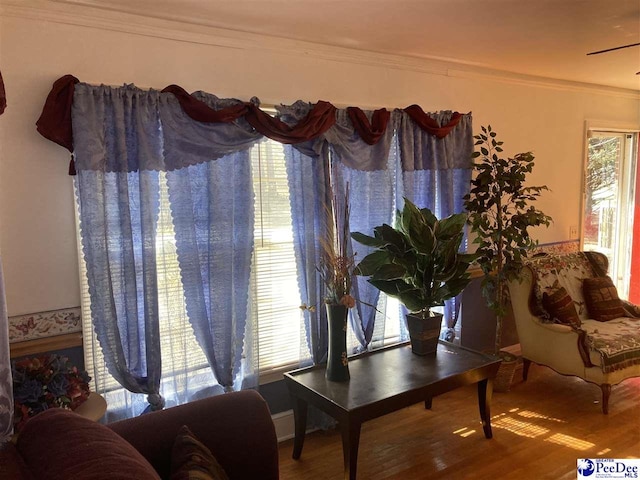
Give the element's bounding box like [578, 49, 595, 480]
[284, 341, 501, 480]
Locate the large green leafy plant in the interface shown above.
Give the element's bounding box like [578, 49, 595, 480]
[351, 199, 476, 318]
[463, 125, 552, 353]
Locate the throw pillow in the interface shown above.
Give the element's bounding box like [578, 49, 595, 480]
[583, 276, 626, 322]
[171, 425, 229, 480]
[542, 287, 581, 327]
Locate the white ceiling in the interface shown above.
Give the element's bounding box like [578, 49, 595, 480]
[53, 0, 640, 90]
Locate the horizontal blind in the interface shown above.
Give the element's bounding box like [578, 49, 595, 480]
[251, 141, 309, 373]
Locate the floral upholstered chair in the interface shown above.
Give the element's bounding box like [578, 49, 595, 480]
[507, 251, 640, 413]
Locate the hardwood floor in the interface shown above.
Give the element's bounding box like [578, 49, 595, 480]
[278, 365, 640, 479]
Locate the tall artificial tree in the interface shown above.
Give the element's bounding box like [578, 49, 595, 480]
[464, 125, 552, 354]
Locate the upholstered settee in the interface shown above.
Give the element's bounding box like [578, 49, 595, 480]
[0, 389, 279, 479]
[507, 251, 640, 414]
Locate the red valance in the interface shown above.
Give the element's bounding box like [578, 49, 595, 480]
[161, 84, 248, 123]
[163, 84, 337, 145]
[403, 105, 462, 139]
[347, 107, 390, 145]
[35, 75, 467, 174]
[36, 74, 79, 152]
[0, 70, 7, 115]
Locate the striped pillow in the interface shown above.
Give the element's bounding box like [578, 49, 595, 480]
[542, 287, 581, 327]
[583, 276, 625, 322]
[171, 426, 229, 480]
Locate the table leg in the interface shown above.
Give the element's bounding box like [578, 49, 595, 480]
[291, 397, 308, 459]
[477, 378, 493, 439]
[340, 420, 362, 480]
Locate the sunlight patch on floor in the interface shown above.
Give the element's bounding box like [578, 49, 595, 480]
[493, 416, 550, 438]
[452, 409, 612, 454]
[516, 410, 565, 423]
[452, 427, 477, 438]
[545, 433, 595, 451]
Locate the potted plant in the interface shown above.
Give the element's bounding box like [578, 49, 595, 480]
[351, 198, 476, 355]
[463, 125, 551, 388]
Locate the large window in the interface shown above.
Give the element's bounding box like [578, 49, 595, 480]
[78, 138, 404, 414]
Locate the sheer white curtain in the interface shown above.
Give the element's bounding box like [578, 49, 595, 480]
[77, 174, 226, 422]
[0, 70, 12, 442]
[0, 253, 13, 443]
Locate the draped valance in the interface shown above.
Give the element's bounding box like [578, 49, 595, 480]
[36, 74, 470, 175]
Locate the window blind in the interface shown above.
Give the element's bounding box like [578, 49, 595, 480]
[250, 141, 309, 374]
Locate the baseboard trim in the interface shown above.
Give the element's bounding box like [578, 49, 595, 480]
[272, 409, 320, 443]
[272, 409, 295, 442]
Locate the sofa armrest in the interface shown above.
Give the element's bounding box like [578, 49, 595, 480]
[508, 268, 592, 376]
[108, 390, 279, 480]
[536, 322, 574, 333]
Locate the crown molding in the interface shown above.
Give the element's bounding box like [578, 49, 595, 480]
[446, 69, 640, 100]
[1, 0, 639, 100]
[584, 119, 640, 132]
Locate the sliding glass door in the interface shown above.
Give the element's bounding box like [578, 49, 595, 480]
[583, 131, 638, 300]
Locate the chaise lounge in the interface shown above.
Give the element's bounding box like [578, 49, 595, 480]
[507, 250, 640, 413]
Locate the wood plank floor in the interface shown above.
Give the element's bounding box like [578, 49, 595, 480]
[278, 365, 640, 479]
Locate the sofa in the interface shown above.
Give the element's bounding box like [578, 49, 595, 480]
[507, 251, 640, 414]
[0, 389, 279, 479]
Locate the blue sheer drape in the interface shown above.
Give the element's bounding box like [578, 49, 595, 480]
[162, 91, 261, 392]
[284, 144, 331, 365]
[0, 254, 12, 443]
[72, 83, 260, 413]
[73, 84, 165, 411]
[75, 169, 164, 410]
[283, 107, 472, 357]
[0, 69, 10, 443]
[397, 110, 473, 339]
[327, 110, 396, 351]
[167, 153, 255, 391]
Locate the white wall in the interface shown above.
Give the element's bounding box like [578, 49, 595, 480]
[1, 9, 638, 316]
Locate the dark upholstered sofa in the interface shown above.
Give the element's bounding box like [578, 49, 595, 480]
[0, 389, 279, 479]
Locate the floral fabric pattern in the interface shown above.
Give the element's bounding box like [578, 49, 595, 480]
[526, 252, 597, 322]
[526, 251, 640, 373]
[581, 318, 640, 373]
[532, 240, 579, 256]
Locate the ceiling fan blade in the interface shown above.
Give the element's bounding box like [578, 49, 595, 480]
[587, 42, 640, 55]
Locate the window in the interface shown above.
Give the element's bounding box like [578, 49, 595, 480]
[78, 138, 405, 415]
[583, 130, 638, 300]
